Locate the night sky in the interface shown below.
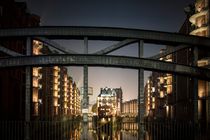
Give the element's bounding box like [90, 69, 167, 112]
[23, 0, 194, 103]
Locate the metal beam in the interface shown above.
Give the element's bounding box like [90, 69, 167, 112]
[193, 47, 198, 122]
[0, 54, 210, 80]
[149, 45, 190, 59]
[0, 45, 23, 56]
[138, 40, 144, 138]
[94, 39, 138, 55]
[25, 37, 31, 140]
[83, 37, 88, 122]
[0, 27, 210, 47]
[35, 37, 77, 54]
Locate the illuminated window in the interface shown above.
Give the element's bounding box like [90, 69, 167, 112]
[160, 91, 164, 98]
[54, 84, 58, 91]
[33, 92, 38, 102]
[159, 77, 164, 84]
[33, 68, 39, 77]
[54, 78, 58, 83]
[34, 103, 39, 116]
[54, 99, 58, 106]
[166, 105, 169, 117]
[64, 87, 67, 92]
[33, 78, 38, 87]
[152, 103, 155, 109]
[54, 91, 58, 97]
[167, 85, 172, 94]
[54, 71, 58, 76]
[167, 76, 172, 85]
[152, 87, 155, 92]
[198, 80, 206, 98]
[33, 47, 39, 55]
[152, 97, 155, 102]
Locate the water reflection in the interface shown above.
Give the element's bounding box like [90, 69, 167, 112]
[68, 121, 141, 140]
[78, 122, 138, 140]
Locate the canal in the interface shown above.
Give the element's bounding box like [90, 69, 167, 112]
[80, 122, 140, 140]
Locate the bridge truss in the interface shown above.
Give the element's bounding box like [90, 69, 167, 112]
[0, 27, 210, 137]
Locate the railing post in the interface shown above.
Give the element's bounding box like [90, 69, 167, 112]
[25, 37, 32, 140]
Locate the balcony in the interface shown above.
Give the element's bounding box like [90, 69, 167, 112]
[189, 8, 208, 24]
[53, 91, 58, 97]
[32, 91, 38, 102]
[190, 26, 208, 35]
[197, 59, 209, 67]
[159, 91, 165, 98]
[54, 66, 60, 71]
[167, 85, 172, 94]
[195, 0, 207, 13]
[33, 68, 39, 77]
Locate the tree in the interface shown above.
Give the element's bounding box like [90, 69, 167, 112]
[92, 103, 97, 114]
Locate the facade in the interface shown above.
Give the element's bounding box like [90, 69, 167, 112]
[144, 0, 210, 126]
[172, 0, 210, 125]
[145, 54, 173, 120]
[189, 0, 209, 36]
[0, 0, 81, 121]
[189, 0, 210, 125]
[122, 99, 138, 117]
[32, 40, 81, 120]
[72, 82, 81, 116]
[97, 87, 123, 117]
[0, 0, 40, 120]
[113, 88, 123, 115]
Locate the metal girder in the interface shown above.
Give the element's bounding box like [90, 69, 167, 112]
[35, 37, 77, 54]
[25, 37, 31, 140]
[94, 39, 138, 55]
[0, 45, 23, 56]
[0, 54, 209, 80]
[0, 27, 210, 47]
[149, 45, 190, 59]
[138, 40, 144, 123]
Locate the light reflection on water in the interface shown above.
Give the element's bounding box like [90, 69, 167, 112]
[67, 122, 144, 140]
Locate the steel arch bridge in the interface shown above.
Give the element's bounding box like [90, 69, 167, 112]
[0, 26, 210, 79]
[0, 26, 210, 126]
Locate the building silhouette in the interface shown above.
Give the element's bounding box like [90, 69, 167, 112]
[122, 99, 138, 117]
[32, 40, 81, 120]
[97, 87, 122, 117]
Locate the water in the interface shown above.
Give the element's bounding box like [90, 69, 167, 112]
[72, 122, 142, 140]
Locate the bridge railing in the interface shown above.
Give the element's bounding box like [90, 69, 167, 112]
[141, 121, 210, 140]
[0, 120, 210, 140]
[0, 120, 81, 140]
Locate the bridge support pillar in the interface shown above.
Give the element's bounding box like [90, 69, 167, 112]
[83, 37, 89, 123]
[25, 37, 31, 140]
[193, 46, 198, 123]
[138, 40, 144, 139]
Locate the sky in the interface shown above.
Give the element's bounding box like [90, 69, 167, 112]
[22, 0, 194, 103]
